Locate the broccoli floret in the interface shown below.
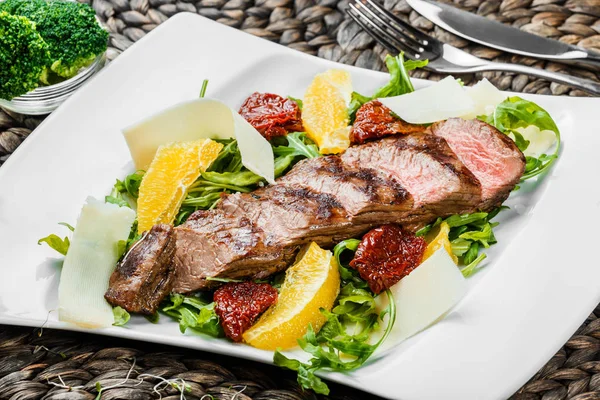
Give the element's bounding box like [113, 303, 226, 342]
[0, 0, 47, 14]
[0, 11, 50, 100]
[2, 0, 109, 80]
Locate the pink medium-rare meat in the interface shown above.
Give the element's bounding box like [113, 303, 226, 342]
[428, 118, 525, 208]
[341, 133, 481, 212]
[108, 118, 526, 304]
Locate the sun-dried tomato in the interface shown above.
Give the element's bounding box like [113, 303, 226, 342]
[213, 281, 278, 342]
[351, 100, 425, 144]
[239, 92, 303, 140]
[349, 225, 427, 294]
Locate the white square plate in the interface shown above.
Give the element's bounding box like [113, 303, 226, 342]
[1, 13, 599, 400]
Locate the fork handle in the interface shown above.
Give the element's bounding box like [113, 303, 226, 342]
[459, 61, 600, 96]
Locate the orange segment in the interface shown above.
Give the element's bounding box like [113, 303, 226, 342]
[422, 222, 458, 264]
[302, 69, 352, 154]
[243, 242, 340, 350]
[136, 139, 222, 233]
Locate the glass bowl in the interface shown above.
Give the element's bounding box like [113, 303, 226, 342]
[0, 53, 106, 116]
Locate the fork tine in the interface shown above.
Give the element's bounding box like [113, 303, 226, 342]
[347, 5, 399, 55]
[348, 3, 423, 59]
[353, 0, 426, 55]
[359, 0, 433, 46]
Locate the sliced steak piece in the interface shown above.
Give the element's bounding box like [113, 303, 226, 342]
[166, 127, 522, 293]
[342, 134, 482, 216]
[428, 118, 525, 209]
[217, 184, 352, 248]
[278, 156, 412, 217]
[351, 100, 425, 144]
[173, 209, 297, 293]
[277, 156, 420, 229]
[105, 224, 175, 314]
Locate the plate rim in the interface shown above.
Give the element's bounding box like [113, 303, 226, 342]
[2, 12, 600, 400]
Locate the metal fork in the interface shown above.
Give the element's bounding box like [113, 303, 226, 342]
[347, 0, 600, 96]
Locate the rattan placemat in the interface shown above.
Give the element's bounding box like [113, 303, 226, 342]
[1, 0, 600, 399]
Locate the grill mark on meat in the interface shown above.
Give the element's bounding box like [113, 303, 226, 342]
[110, 122, 525, 297]
[173, 209, 297, 292]
[217, 184, 351, 249]
[278, 156, 411, 217]
[342, 134, 482, 216]
[268, 186, 344, 220]
[104, 224, 175, 314]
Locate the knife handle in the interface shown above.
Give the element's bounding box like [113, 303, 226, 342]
[465, 61, 600, 96]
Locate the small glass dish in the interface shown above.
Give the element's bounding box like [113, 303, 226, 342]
[0, 53, 106, 116]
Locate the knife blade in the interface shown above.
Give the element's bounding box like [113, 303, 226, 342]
[406, 0, 600, 69]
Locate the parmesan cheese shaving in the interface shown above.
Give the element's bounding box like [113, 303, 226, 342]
[58, 198, 135, 328]
[123, 98, 275, 184]
[377, 247, 467, 347]
[378, 76, 475, 124]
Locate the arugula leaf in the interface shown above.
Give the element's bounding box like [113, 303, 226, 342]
[205, 277, 243, 283]
[416, 207, 504, 275]
[275, 240, 397, 394]
[161, 293, 223, 338]
[274, 351, 329, 394]
[176, 132, 319, 225]
[461, 253, 487, 278]
[58, 222, 74, 232]
[105, 195, 129, 208]
[38, 222, 74, 256]
[276, 132, 320, 159]
[38, 234, 70, 256]
[116, 240, 128, 259]
[144, 313, 160, 324]
[348, 53, 428, 121]
[115, 171, 144, 199]
[287, 96, 303, 110]
[112, 306, 130, 326]
[332, 239, 363, 285]
[199, 79, 209, 98]
[444, 212, 488, 228]
[480, 97, 561, 180]
[459, 223, 496, 248]
[450, 238, 471, 257]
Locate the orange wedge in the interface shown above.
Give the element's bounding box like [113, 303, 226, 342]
[422, 222, 458, 264]
[136, 139, 222, 233]
[302, 69, 352, 154]
[243, 242, 340, 350]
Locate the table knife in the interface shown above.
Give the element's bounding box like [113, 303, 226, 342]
[405, 0, 600, 69]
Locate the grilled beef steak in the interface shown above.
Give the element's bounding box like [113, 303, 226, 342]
[171, 121, 522, 293]
[108, 118, 526, 301]
[428, 118, 525, 209]
[105, 224, 175, 314]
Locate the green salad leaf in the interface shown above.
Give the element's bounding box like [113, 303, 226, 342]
[176, 133, 319, 225]
[38, 222, 73, 255]
[273, 132, 320, 159]
[115, 171, 144, 199]
[417, 208, 505, 277]
[274, 239, 396, 395]
[480, 96, 561, 181]
[105, 194, 129, 208]
[112, 306, 130, 326]
[161, 293, 222, 337]
[58, 222, 74, 232]
[199, 79, 209, 98]
[287, 96, 303, 110]
[348, 53, 428, 122]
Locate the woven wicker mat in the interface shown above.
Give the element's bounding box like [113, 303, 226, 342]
[1, 0, 600, 399]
